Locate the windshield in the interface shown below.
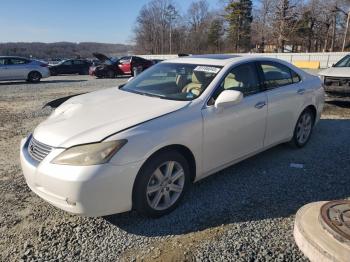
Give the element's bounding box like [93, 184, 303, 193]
[334, 55, 350, 67]
[103, 57, 117, 65]
[121, 63, 222, 101]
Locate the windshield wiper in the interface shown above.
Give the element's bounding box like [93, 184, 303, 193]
[125, 89, 166, 99]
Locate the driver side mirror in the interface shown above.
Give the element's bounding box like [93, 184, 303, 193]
[214, 90, 243, 109]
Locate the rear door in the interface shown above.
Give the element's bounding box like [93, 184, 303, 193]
[201, 62, 268, 175]
[258, 61, 305, 146]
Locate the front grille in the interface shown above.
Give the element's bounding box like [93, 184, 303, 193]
[325, 76, 350, 86]
[27, 136, 53, 162]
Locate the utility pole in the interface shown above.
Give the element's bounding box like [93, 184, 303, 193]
[331, 12, 336, 52]
[170, 19, 172, 54]
[166, 4, 177, 54]
[342, 11, 350, 52]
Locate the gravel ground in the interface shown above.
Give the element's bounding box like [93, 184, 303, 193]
[0, 75, 350, 262]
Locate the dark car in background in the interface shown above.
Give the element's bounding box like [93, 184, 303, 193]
[90, 53, 153, 78]
[49, 59, 91, 76]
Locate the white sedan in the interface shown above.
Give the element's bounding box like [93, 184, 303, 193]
[20, 55, 324, 217]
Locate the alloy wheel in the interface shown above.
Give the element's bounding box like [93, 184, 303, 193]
[296, 112, 312, 144]
[146, 161, 185, 211]
[31, 72, 41, 82]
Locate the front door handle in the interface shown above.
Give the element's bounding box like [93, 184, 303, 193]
[255, 101, 266, 109]
[297, 88, 306, 95]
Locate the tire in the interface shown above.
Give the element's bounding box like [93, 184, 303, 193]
[290, 108, 315, 148]
[131, 67, 137, 77]
[107, 70, 115, 78]
[133, 151, 190, 217]
[27, 71, 42, 83]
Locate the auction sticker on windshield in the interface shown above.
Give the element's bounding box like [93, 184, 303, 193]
[194, 66, 220, 74]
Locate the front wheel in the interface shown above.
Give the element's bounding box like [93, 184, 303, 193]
[133, 151, 190, 217]
[107, 70, 115, 78]
[290, 109, 314, 148]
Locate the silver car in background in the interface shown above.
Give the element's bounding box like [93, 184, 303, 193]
[0, 56, 50, 82]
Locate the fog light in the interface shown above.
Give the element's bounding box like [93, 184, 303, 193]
[66, 198, 76, 206]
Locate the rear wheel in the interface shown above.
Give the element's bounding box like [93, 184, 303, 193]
[27, 71, 42, 83]
[290, 109, 315, 148]
[133, 151, 190, 217]
[132, 67, 137, 77]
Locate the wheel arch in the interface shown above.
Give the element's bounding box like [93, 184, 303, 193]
[303, 104, 317, 125]
[131, 144, 196, 210]
[27, 70, 42, 79]
[139, 144, 196, 182]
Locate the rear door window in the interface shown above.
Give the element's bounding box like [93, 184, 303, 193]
[73, 60, 84, 65]
[260, 61, 294, 89]
[9, 58, 29, 65]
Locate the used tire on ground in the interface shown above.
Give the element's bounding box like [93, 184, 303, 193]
[132, 151, 191, 217]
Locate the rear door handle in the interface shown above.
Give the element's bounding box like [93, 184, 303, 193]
[297, 88, 306, 95]
[255, 101, 266, 109]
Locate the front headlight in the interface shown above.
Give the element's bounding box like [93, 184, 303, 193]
[318, 75, 325, 83]
[51, 140, 127, 166]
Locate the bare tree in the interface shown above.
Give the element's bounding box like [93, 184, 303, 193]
[273, 0, 300, 52]
[133, 0, 350, 54]
[251, 0, 275, 52]
[134, 0, 179, 54]
[186, 0, 212, 53]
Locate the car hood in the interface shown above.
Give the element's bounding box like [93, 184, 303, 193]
[93, 52, 112, 63]
[33, 88, 190, 148]
[319, 67, 350, 77]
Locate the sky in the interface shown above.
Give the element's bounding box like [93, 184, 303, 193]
[0, 0, 222, 44]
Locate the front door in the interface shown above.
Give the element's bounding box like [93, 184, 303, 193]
[201, 62, 267, 175]
[60, 60, 73, 74]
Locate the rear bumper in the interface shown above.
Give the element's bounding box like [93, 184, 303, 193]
[40, 68, 50, 78]
[20, 136, 142, 217]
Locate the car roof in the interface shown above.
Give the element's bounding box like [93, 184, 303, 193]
[0, 56, 29, 60]
[163, 54, 252, 66]
[163, 54, 301, 67]
[188, 54, 240, 60]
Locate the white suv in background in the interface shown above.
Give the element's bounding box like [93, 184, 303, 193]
[0, 56, 50, 82]
[319, 54, 350, 87]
